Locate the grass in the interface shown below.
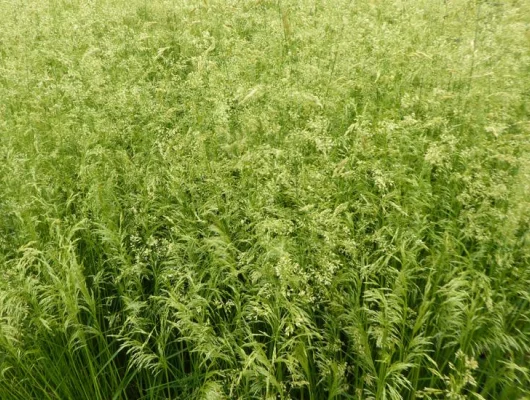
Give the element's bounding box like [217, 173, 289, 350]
[0, 0, 529, 398]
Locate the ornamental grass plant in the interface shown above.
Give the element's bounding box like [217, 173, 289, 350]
[0, 0, 529, 398]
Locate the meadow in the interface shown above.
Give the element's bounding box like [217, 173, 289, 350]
[0, 0, 529, 398]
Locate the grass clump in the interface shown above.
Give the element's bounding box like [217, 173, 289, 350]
[0, 0, 529, 399]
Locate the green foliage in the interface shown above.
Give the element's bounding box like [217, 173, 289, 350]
[1, 0, 529, 398]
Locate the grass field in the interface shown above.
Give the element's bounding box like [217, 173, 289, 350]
[1, 0, 529, 398]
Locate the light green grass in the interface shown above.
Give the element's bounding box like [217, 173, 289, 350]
[0, 0, 529, 399]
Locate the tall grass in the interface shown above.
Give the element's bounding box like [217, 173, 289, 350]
[1, 0, 529, 398]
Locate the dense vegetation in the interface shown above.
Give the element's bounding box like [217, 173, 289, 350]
[1, 0, 529, 398]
